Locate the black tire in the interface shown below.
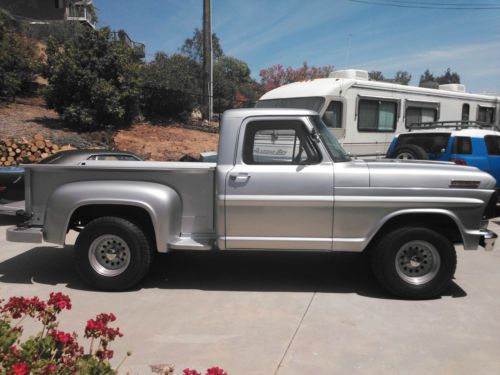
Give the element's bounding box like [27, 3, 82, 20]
[370, 227, 457, 299]
[393, 144, 429, 160]
[74, 216, 154, 291]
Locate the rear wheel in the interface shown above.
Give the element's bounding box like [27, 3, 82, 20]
[394, 144, 428, 160]
[74, 216, 154, 291]
[371, 227, 456, 299]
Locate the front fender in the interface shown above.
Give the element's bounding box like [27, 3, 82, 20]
[44, 180, 181, 252]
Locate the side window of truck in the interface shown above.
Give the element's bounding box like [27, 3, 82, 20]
[242, 121, 321, 165]
[451, 137, 472, 154]
[485, 136, 500, 155]
[322, 101, 343, 128]
[358, 99, 397, 132]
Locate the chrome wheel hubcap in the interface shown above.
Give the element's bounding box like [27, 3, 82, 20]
[395, 240, 440, 285]
[88, 235, 131, 277]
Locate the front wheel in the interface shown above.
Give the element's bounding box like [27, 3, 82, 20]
[74, 216, 154, 291]
[370, 227, 457, 299]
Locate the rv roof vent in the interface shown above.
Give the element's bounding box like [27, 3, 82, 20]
[438, 84, 466, 93]
[329, 69, 369, 81]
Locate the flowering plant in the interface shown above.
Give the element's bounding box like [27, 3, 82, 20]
[0, 293, 127, 375]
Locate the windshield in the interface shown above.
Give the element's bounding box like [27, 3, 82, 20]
[256, 97, 325, 112]
[310, 116, 351, 162]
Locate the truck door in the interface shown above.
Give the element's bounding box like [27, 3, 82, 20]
[224, 118, 334, 250]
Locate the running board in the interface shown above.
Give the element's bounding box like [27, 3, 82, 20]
[168, 237, 214, 250]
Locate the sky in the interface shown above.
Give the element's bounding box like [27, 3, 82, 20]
[95, 0, 500, 93]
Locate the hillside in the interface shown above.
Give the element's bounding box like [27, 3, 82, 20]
[0, 97, 219, 162]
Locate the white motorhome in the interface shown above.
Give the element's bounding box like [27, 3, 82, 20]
[256, 69, 500, 156]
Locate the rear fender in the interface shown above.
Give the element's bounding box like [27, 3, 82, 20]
[44, 181, 181, 252]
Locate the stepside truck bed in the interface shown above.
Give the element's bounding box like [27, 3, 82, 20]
[23, 161, 216, 243]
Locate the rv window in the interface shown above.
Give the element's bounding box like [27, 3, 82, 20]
[358, 99, 397, 132]
[485, 136, 500, 156]
[478, 106, 495, 124]
[405, 107, 437, 128]
[462, 104, 470, 121]
[255, 97, 325, 112]
[322, 101, 343, 128]
[243, 121, 321, 165]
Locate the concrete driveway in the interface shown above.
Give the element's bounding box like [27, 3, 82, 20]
[1, 215, 500, 375]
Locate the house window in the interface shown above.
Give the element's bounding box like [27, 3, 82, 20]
[405, 107, 437, 128]
[243, 121, 321, 165]
[462, 104, 470, 121]
[322, 101, 343, 128]
[478, 106, 496, 124]
[358, 99, 397, 132]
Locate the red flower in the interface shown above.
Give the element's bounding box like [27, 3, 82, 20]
[11, 362, 30, 375]
[206, 367, 228, 375]
[183, 369, 202, 375]
[49, 329, 74, 345]
[10, 345, 22, 358]
[84, 313, 122, 340]
[96, 349, 114, 360]
[42, 364, 57, 374]
[47, 292, 72, 312]
[2, 297, 31, 318]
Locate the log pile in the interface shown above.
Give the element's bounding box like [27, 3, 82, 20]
[0, 134, 75, 166]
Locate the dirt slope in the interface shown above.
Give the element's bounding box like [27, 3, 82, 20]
[114, 123, 219, 161]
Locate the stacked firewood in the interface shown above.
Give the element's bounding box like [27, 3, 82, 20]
[0, 134, 75, 166]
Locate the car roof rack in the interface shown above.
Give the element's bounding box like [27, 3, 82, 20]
[408, 121, 498, 132]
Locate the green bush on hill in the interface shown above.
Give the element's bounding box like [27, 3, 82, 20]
[140, 52, 201, 120]
[0, 9, 39, 99]
[44, 27, 141, 130]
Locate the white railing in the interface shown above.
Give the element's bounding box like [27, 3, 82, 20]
[66, 6, 96, 28]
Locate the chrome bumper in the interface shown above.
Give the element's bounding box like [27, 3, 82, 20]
[479, 229, 497, 251]
[6, 226, 43, 243]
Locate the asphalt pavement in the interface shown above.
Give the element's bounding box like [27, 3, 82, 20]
[1, 215, 500, 375]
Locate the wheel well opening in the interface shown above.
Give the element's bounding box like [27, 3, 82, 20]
[367, 213, 463, 251]
[68, 204, 156, 248]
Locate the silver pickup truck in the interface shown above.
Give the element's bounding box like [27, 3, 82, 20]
[7, 108, 498, 299]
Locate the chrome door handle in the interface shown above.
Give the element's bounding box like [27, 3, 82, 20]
[230, 174, 250, 182]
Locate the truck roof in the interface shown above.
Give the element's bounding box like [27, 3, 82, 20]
[223, 108, 319, 118]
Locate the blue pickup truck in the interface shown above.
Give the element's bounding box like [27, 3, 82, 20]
[386, 122, 500, 191]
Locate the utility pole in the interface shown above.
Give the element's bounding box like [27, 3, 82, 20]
[203, 0, 213, 121]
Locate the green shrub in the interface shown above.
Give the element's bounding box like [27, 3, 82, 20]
[140, 53, 202, 119]
[44, 27, 141, 130]
[0, 9, 39, 99]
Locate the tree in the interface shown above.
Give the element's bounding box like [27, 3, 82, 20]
[213, 56, 257, 112]
[180, 28, 224, 63]
[368, 71, 385, 81]
[393, 70, 412, 85]
[436, 68, 460, 84]
[140, 52, 201, 119]
[0, 8, 39, 99]
[419, 69, 438, 88]
[257, 62, 333, 96]
[419, 68, 460, 88]
[44, 27, 141, 130]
